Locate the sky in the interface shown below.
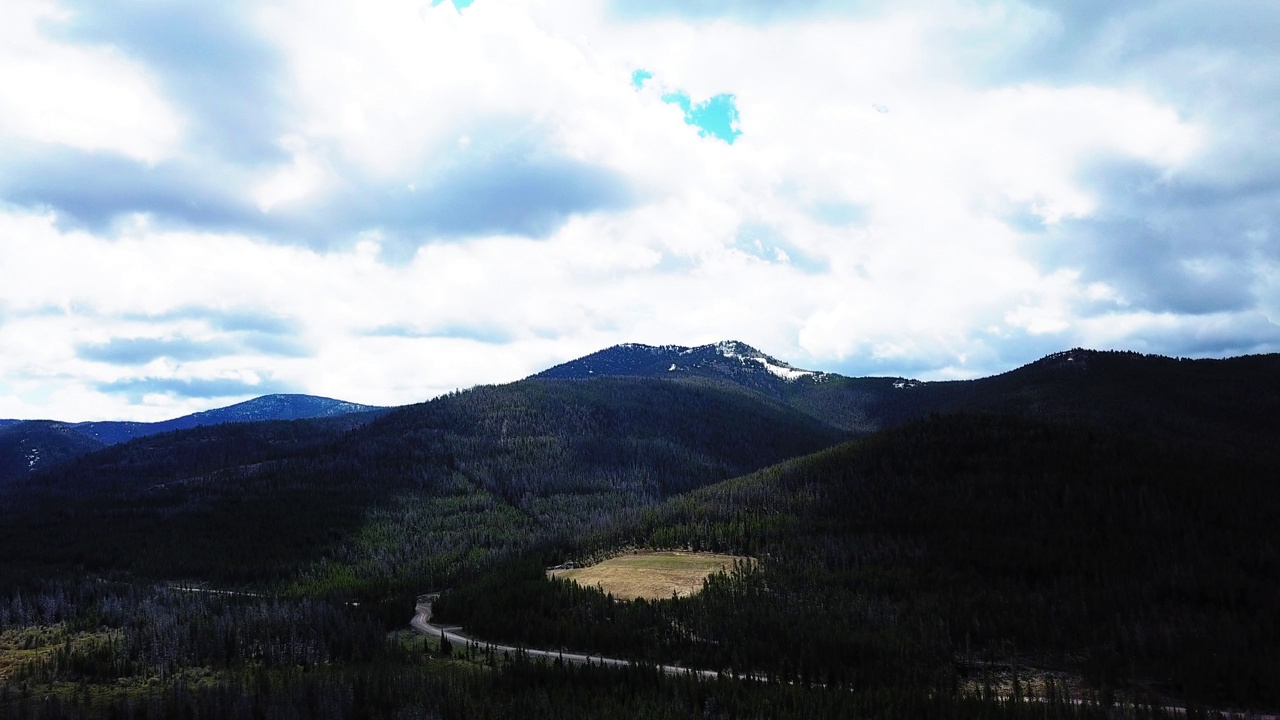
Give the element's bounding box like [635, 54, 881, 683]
[1, 0, 1278, 421]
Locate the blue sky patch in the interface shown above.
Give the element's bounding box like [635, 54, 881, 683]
[631, 69, 652, 89]
[734, 223, 827, 273]
[659, 90, 741, 144]
[432, 0, 475, 10]
[811, 201, 867, 227]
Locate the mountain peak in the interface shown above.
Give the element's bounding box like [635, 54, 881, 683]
[535, 341, 825, 385]
[1036, 347, 1095, 369]
[705, 340, 766, 359]
[182, 394, 383, 424]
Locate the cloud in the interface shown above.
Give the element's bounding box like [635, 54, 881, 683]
[78, 337, 239, 365]
[258, 136, 641, 256]
[239, 333, 311, 358]
[0, 145, 255, 233]
[360, 144, 636, 244]
[77, 328, 310, 368]
[810, 202, 866, 227]
[2, 0, 1279, 421]
[1035, 157, 1280, 316]
[200, 311, 300, 336]
[732, 223, 826, 273]
[1006, 1, 1280, 82]
[365, 324, 512, 345]
[0, 130, 633, 247]
[113, 308, 302, 337]
[97, 375, 297, 401]
[608, 0, 868, 22]
[0, 0, 182, 162]
[50, 0, 292, 164]
[1077, 310, 1280, 359]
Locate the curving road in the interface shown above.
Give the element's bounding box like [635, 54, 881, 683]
[410, 597, 729, 680]
[410, 599, 1280, 718]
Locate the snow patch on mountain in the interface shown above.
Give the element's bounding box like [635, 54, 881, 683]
[750, 357, 816, 381]
[535, 340, 830, 386]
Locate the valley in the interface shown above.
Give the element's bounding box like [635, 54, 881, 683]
[1, 343, 1277, 718]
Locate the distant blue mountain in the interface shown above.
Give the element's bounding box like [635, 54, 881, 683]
[0, 421, 107, 483]
[0, 394, 385, 480]
[74, 394, 385, 445]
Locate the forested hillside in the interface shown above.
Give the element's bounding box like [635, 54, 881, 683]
[0, 421, 105, 485]
[2, 346, 1277, 718]
[1, 576, 1204, 720]
[0, 377, 844, 595]
[534, 344, 1280, 455]
[0, 394, 384, 484]
[435, 413, 1280, 708]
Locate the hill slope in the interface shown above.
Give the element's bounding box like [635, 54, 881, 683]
[0, 377, 846, 590]
[438, 412, 1280, 707]
[536, 340, 831, 390]
[74, 393, 386, 444]
[3, 344, 1279, 713]
[0, 394, 384, 482]
[538, 343, 1280, 455]
[0, 421, 106, 483]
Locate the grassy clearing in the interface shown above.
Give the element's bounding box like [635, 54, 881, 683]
[549, 550, 750, 601]
[0, 626, 123, 683]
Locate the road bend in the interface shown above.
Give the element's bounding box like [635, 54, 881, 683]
[410, 597, 1279, 719]
[410, 597, 730, 680]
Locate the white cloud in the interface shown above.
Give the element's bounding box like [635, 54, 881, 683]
[0, 0, 1276, 419]
[0, 0, 182, 163]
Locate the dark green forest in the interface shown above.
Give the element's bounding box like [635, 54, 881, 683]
[2, 350, 1277, 718]
[436, 415, 1279, 706]
[0, 378, 842, 592]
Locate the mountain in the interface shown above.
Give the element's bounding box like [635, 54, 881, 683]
[538, 343, 1280, 456]
[0, 378, 845, 587]
[3, 344, 1280, 714]
[438, 412, 1280, 707]
[536, 340, 831, 389]
[882, 348, 1280, 458]
[16, 341, 1275, 592]
[0, 421, 106, 483]
[533, 340, 896, 431]
[0, 394, 385, 482]
[73, 393, 386, 444]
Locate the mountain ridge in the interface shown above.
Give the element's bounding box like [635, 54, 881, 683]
[4, 342, 1279, 710]
[74, 393, 386, 445]
[535, 342, 1280, 455]
[535, 340, 829, 385]
[0, 393, 385, 482]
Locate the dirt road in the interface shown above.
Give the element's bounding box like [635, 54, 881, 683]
[410, 598, 1278, 718]
[410, 598, 726, 679]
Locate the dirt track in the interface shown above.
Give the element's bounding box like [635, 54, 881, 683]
[409, 597, 1278, 718]
[410, 597, 727, 679]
